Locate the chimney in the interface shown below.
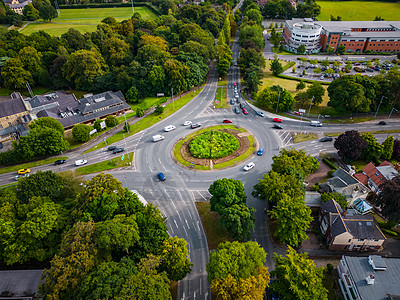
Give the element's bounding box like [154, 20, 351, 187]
[365, 274, 375, 285]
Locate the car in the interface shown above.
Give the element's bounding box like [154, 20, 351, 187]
[107, 146, 117, 151]
[230, 99, 235, 105]
[54, 159, 67, 165]
[243, 162, 255, 171]
[223, 119, 233, 123]
[320, 75, 324, 80]
[294, 111, 302, 115]
[257, 148, 264, 156]
[75, 159, 88, 166]
[191, 123, 201, 129]
[242, 108, 248, 115]
[18, 168, 30, 175]
[113, 148, 125, 154]
[378, 121, 387, 125]
[183, 121, 192, 126]
[157, 172, 166, 181]
[234, 94, 239, 99]
[239, 103, 245, 109]
[233, 82, 237, 86]
[256, 111, 264, 117]
[273, 124, 283, 129]
[0, 142, 3, 149]
[273, 118, 282, 123]
[236, 98, 240, 103]
[234, 107, 240, 114]
[320, 137, 333, 142]
[164, 125, 176, 132]
[15, 173, 29, 181]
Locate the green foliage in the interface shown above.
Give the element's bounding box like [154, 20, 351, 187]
[105, 115, 118, 127]
[381, 228, 398, 237]
[296, 80, 306, 91]
[272, 148, 319, 178]
[322, 158, 337, 170]
[126, 86, 139, 104]
[154, 105, 164, 115]
[72, 123, 92, 143]
[270, 57, 283, 76]
[123, 122, 130, 133]
[307, 81, 325, 106]
[93, 119, 104, 132]
[1, 58, 34, 89]
[361, 132, 383, 161]
[209, 178, 247, 214]
[321, 192, 348, 209]
[297, 44, 306, 54]
[381, 135, 394, 160]
[219, 204, 256, 240]
[28, 117, 64, 135]
[136, 107, 144, 117]
[256, 86, 294, 112]
[271, 246, 328, 300]
[189, 131, 239, 159]
[38, 2, 58, 22]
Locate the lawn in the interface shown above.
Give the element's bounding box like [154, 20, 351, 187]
[214, 87, 229, 108]
[75, 151, 133, 175]
[317, 1, 400, 21]
[293, 132, 318, 143]
[0, 156, 68, 175]
[20, 7, 157, 36]
[195, 202, 234, 250]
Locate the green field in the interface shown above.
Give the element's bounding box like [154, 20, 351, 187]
[317, 1, 400, 21]
[20, 7, 157, 36]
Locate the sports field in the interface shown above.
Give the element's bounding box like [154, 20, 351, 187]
[317, 1, 400, 21]
[20, 6, 157, 36]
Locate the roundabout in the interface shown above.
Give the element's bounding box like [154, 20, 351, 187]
[172, 125, 257, 170]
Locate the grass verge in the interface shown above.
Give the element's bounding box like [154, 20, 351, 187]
[195, 202, 234, 250]
[0, 182, 18, 189]
[293, 132, 318, 143]
[0, 156, 68, 175]
[327, 117, 375, 124]
[75, 152, 133, 175]
[214, 87, 229, 108]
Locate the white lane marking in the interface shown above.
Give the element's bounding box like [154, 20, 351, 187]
[185, 219, 191, 229]
[174, 219, 178, 228]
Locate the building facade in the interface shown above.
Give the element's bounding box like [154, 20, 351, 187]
[284, 18, 400, 53]
[4, 0, 32, 14]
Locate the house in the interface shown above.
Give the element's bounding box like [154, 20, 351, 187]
[0, 92, 31, 141]
[337, 255, 400, 300]
[362, 161, 398, 193]
[4, 0, 32, 14]
[0, 269, 43, 299]
[319, 199, 386, 251]
[319, 167, 370, 206]
[26, 90, 131, 130]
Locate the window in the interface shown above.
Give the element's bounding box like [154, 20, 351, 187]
[358, 239, 364, 241]
[348, 239, 351, 242]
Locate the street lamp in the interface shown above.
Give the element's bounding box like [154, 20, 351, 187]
[104, 138, 112, 164]
[374, 95, 387, 118]
[171, 88, 174, 110]
[388, 107, 399, 119]
[307, 96, 314, 117]
[123, 134, 129, 160]
[275, 90, 281, 113]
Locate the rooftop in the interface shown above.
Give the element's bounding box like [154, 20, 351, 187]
[0, 92, 27, 119]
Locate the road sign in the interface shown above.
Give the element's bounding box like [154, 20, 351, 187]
[89, 129, 97, 135]
[121, 155, 125, 160]
[299, 108, 306, 113]
[100, 121, 106, 129]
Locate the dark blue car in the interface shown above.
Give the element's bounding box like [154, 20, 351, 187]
[158, 172, 166, 181]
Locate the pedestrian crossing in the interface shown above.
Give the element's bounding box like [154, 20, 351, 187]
[275, 130, 294, 147]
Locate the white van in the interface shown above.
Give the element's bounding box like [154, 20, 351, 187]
[152, 135, 165, 142]
[310, 121, 322, 127]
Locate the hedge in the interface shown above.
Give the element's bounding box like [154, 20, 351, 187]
[277, 74, 330, 85]
[281, 61, 295, 72]
[322, 158, 338, 170]
[381, 228, 398, 237]
[59, 2, 161, 15]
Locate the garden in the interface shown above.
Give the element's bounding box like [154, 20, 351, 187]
[189, 131, 239, 159]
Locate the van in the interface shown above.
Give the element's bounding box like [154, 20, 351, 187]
[152, 135, 165, 142]
[310, 121, 322, 127]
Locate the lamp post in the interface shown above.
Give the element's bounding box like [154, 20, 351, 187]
[104, 138, 112, 164]
[374, 95, 386, 118]
[123, 134, 129, 160]
[275, 90, 281, 113]
[171, 88, 174, 110]
[388, 107, 399, 119]
[308, 96, 314, 117]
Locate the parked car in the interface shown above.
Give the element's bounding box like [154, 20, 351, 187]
[223, 119, 233, 123]
[273, 118, 282, 123]
[164, 125, 176, 132]
[113, 148, 125, 154]
[273, 124, 283, 129]
[107, 146, 117, 151]
[183, 121, 192, 126]
[243, 162, 255, 171]
[257, 148, 264, 156]
[54, 159, 67, 165]
[191, 123, 201, 129]
[75, 159, 87, 166]
[234, 94, 239, 99]
[233, 82, 237, 86]
[320, 137, 333, 142]
[242, 108, 248, 115]
[239, 103, 245, 109]
[18, 168, 30, 175]
[230, 99, 235, 105]
[157, 172, 166, 181]
[236, 98, 240, 103]
[378, 121, 387, 125]
[234, 107, 240, 114]
[256, 111, 264, 117]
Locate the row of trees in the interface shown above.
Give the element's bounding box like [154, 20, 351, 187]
[0, 171, 192, 298]
[262, 0, 321, 19]
[252, 148, 319, 247]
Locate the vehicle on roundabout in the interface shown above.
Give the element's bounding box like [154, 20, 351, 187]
[54, 159, 67, 165]
[378, 121, 387, 125]
[75, 159, 87, 166]
[242, 108, 248, 115]
[273, 118, 282, 123]
[191, 123, 201, 129]
[256, 111, 264, 117]
[257, 148, 264, 156]
[243, 162, 255, 171]
[273, 124, 283, 129]
[320, 137, 333, 142]
[164, 125, 176, 132]
[113, 148, 124, 154]
[18, 168, 30, 175]
[183, 121, 192, 126]
[223, 119, 233, 123]
[157, 172, 166, 181]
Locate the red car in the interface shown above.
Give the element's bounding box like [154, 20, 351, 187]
[273, 118, 282, 122]
[223, 119, 233, 123]
[233, 82, 237, 86]
[294, 111, 302, 115]
[242, 108, 248, 115]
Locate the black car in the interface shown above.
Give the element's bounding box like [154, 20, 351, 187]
[273, 124, 283, 129]
[234, 107, 240, 114]
[230, 99, 235, 105]
[378, 121, 387, 125]
[191, 123, 201, 129]
[107, 146, 117, 151]
[236, 98, 240, 103]
[239, 103, 245, 109]
[54, 159, 67, 165]
[113, 148, 125, 154]
[320, 137, 333, 142]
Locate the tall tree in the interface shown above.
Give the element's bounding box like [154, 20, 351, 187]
[219, 204, 256, 240]
[271, 148, 319, 178]
[29, 117, 64, 135]
[374, 175, 400, 223]
[270, 56, 283, 76]
[361, 132, 383, 161]
[334, 130, 368, 162]
[307, 81, 325, 106]
[38, 2, 58, 22]
[1, 58, 33, 89]
[271, 246, 328, 300]
[381, 135, 394, 160]
[209, 178, 247, 214]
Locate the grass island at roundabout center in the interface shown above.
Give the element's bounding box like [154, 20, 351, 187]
[172, 125, 257, 170]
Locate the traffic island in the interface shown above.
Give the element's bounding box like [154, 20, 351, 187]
[172, 125, 257, 171]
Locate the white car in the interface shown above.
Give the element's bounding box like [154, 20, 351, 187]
[243, 162, 255, 171]
[75, 159, 88, 166]
[183, 121, 192, 126]
[15, 174, 29, 181]
[164, 125, 176, 132]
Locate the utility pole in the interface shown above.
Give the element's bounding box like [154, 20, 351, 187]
[221, 86, 223, 107]
[104, 138, 112, 164]
[123, 134, 129, 160]
[131, 0, 134, 15]
[308, 96, 314, 117]
[172, 88, 174, 110]
[374, 95, 386, 118]
[275, 90, 281, 113]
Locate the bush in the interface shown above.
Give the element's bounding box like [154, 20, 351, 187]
[136, 108, 144, 117]
[154, 105, 164, 115]
[381, 228, 398, 237]
[189, 131, 239, 159]
[93, 119, 104, 132]
[311, 184, 319, 191]
[72, 124, 91, 143]
[105, 115, 118, 127]
[321, 191, 348, 209]
[123, 122, 130, 133]
[327, 263, 334, 275]
[322, 158, 337, 170]
[327, 170, 335, 177]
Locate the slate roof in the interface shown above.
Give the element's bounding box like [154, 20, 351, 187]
[376, 162, 398, 181]
[343, 256, 400, 300]
[0, 92, 27, 118]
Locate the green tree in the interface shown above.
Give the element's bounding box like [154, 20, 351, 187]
[297, 44, 306, 54]
[123, 122, 130, 133]
[374, 175, 400, 223]
[306, 81, 325, 105]
[1, 58, 33, 89]
[163, 58, 189, 93]
[72, 123, 91, 143]
[296, 80, 306, 91]
[18, 46, 42, 74]
[22, 3, 39, 20]
[320, 59, 330, 67]
[334, 130, 368, 162]
[244, 63, 263, 94]
[361, 132, 383, 161]
[158, 236, 193, 281]
[93, 119, 103, 132]
[105, 115, 118, 127]
[29, 117, 64, 135]
[270, 56, 283, 76]
[154, 105, 164, 115]
[271, 246, 328, 300]
[255, 86, 294, 111]
[38, 2, 58, 22]
[245, 9, 263, 26]
[337, 44, 346, 55]
[102, 37, 131, 66]
[209, 178, 247, 214]
[272, 148, 319, 178]
[381, 135, 394, 160]
[219, 204, 256, 240]
[136, 108, 144, 117]
[294, 91, 311, 107]
[321, 191, 348, 209]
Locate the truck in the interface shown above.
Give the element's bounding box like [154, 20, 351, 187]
[152, 134, 165, 142]
[310, 121, 322, 127]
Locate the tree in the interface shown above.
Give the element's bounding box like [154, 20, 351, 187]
[93, 119, 104, 132]
[337, 44, 346, 55]
[374, 16, 384, 21]
[208, 178, 247, 214]
[255, 86, 294, 111]
[158, 236, 193, 281]
[105, 115, 118, 127]
[361, 132, 383, 161]
[154, 105, 164, 115]
[294, 91, 311, 107]
[126, 86, 139, 103]
[38, 2, 58, 22]
[306, 81, 325, 106]
[271, 148, 319, 178]
[334, 130, 368, 162]
[23, 3, 39, 20]
[29, 117, 64, 135]
[270, 56, 283, 76]
[297, 44, 305, 54]
[219, 204, 256, 240]
[271, 246, 328, 300]
[136, 108, 144, 117]
[1, 58, 33, 89]
[296, 80, 306, 91]
[320, 59, 330, 68]
[123, 122, 130, 133]
[269, 194, 312, 247]
[321, 191, 348, 209]
[393, 139, 400, 160]
[207, 241, 269, 300]
[163, 58, 189, 93]
[72, 123, 92, 143]
[102, 37, 131, 66]
[374, 175, 400, 223]
[381, 135, 394, 160]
